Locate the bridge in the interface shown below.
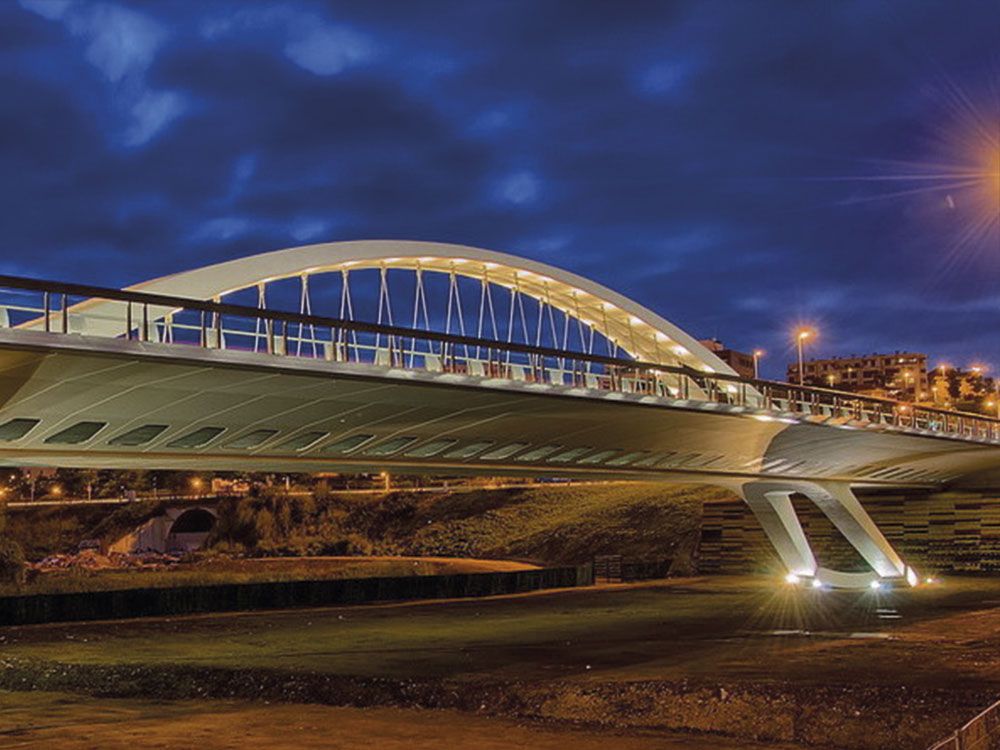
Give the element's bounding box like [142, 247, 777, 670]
[2, 240, 1000, 588]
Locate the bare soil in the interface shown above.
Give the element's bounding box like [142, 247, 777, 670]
[0, 691, 808, 750]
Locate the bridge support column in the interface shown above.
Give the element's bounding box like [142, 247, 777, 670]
[740, 482, 817, 577]
[733, 480, 915, 588]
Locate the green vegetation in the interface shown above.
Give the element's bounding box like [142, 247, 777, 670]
[209, 488, 374, 557]
[6, 481, 720, 565]
[0, 498, 25, 585]
[207, 482, 718, 564]
[5, 502, 162, 561]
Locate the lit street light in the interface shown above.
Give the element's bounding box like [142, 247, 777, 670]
[752, 349, 764, 379]
[794, 327, 815, 386]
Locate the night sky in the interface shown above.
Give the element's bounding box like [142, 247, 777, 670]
[1, 1, 998, 378]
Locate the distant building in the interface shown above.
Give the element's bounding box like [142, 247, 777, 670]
[786, 351, 929, 401]
[699, 338, 757, 379]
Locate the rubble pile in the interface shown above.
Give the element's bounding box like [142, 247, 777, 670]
[29, 550, 183, 574]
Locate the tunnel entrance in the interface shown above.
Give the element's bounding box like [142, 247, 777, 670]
[165, 508, 216, 553]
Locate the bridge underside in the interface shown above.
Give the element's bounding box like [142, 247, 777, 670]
[3, 331, 1000, 587]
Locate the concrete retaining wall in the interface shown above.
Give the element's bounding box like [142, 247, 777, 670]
[699, 491, 1000, 575]
[0, 564, 593, 626]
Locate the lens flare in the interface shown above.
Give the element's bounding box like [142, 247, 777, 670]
[824, 76, 999, 265]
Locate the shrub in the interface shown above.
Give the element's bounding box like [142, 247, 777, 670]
[0, 536, 26, 586]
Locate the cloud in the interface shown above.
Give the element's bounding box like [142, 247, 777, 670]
[77, 3, 165, 83]
[492, 170, 541, 207]
[124, 89, 187, 146]
[17, 0, 71, 22]
[199, 6, 375, 77]
[290, 216, 335, 242]
[635, 58, 697, 99]
[20, 0, 165, 82]
[190, 216, 252, 242]
[284, 24, 374, 76]
[18, 0, 187, 147]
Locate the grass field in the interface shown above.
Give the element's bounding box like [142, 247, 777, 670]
[1, 555, 537, 597]
[4, 575, 1000, 748]
[3, 575, 997, 687]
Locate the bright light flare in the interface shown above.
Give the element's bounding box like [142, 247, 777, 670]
[819, 77, 999, 264]
[869, 579, 882, 591]
[784, 573, 801, 585]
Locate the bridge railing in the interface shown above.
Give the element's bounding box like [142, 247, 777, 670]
[1, 274, 999, 445]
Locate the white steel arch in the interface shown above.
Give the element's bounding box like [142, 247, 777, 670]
[58, 240, 734, 375]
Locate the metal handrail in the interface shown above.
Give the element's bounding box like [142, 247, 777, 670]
[928, 695, 1000, 749]
[1, 273, 999, 443]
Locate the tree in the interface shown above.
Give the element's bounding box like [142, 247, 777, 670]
[0, 495, 26, 585]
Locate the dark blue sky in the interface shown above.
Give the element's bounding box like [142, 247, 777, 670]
[1, 1, 998, 377]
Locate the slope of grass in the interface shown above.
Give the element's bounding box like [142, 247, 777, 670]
[6, 482, 731, 568]
[366, 482, 727, 564]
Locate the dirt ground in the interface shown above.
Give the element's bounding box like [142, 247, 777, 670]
[4, 574, 1000, 748]
[0, 692, 809, 750]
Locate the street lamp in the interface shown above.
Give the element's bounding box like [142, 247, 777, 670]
[752, 349, 764, 379]
[793, 327, 815, 386]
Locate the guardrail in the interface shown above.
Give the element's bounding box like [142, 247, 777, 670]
[929, 697, 1000, 749]
[2, 273, 999, 445]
